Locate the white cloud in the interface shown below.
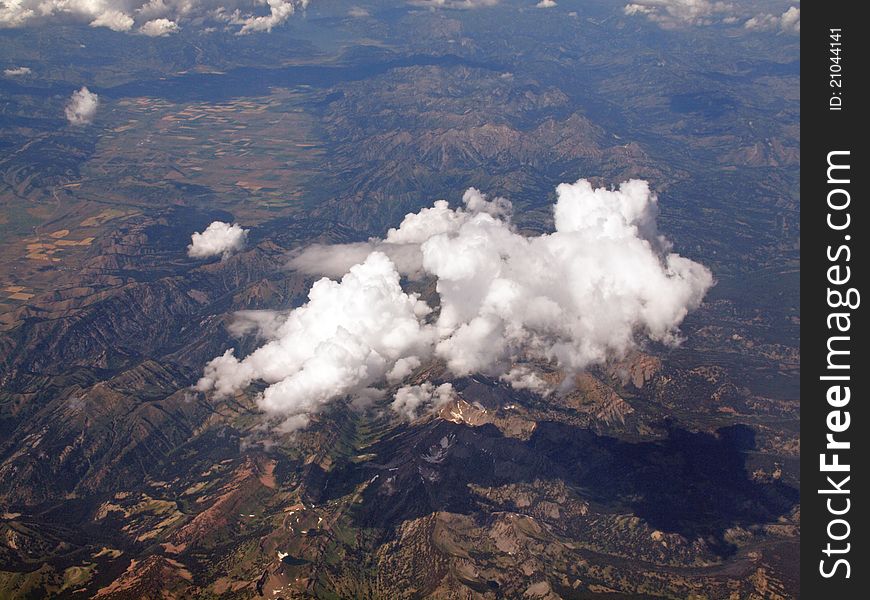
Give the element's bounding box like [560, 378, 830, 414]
[3, 66, 31, 76]
[779, 6, 799, 32]
[421, 180, 713, 376]
[89, 9, 134, 31]
[391, 382, 455, 420]
[65, 86, 99, 126]
[198, 179, 713, 431]
[743, 13, 775, 29]
[623, 0, 800, 33]
[623, 0, 735, 27]
[0, 0, 309, 34]
[139, 17, 179, 36]
[745, 6, 799, 34]
[501, 365, 552, 395]
[196, 252, 435, 430]
[386, 356, 422, 383]
[222, 0, 304, 34]
[623, 3, 655, 15]
[0, 1, 34, 27]
[188, 221, 249, 259]
[536, 0, 557, 7]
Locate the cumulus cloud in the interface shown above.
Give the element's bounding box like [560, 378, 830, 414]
[745, 6, 799, 33]
[623, 0, 735, 27]
[779, 6, 799, 32]
[139, 17, 179, 36]
[387, 356, 423, 384]
[222, 0, 303, 34]
[3, 66, 31, 76]
[197, 252, 435, 429]
[0, 0, 308, 35]
[536, 0, 557, 7]
[501, 365, 552, 395]
[198, 179, 713, 431]
[392, 383, 455, 420]
[422, 180, 713, 376]
[65, 86, 99, 126]
[188, 221, 249, 259]
[623, 0, 800, 33]
[89, 9, 134, 31]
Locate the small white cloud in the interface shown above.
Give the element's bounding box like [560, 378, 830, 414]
[391, 382, 455, 420]
[386, 356, 422, 383]
[624, 0, 800, 33]
[623, 0, 736, 27]
[1, 0, 309, 35]
[743, 13, 775, 30]
[623, 3, 655, 16]
[139, 18, 179, 36]
[780, 6, 799, 32]
[65, 86, 99, 126]
[536, 0, 557, 8]
[501, 365, 552, 395]
[188, 221, 249, 259]
[348, 6, 370, 17]
[89, 10, 134, 32]
[3, 66, 31, 76]
[0, 1, 35, 27]
[223, 0, 304, 34]
[745, 6, 799, 34]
